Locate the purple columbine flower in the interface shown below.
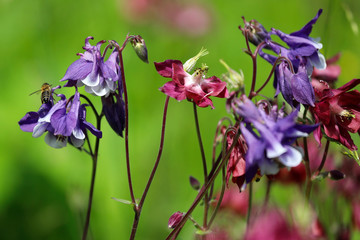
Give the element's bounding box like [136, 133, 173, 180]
[259, 9, 325, 108]
[271, 9, 326, 72]
[19, 90, 101, 148]
[60, 36, 121, 97]
[233, 95, 317, 183]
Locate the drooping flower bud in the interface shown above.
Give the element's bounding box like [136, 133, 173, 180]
[130, 35, 148, 63]
[220, 59, 244, 91]
[168, 211, 183, 229]
[183, 47, 209, 72]
[242, 18, 270, 47]
[189, 176, 200, 190]
[328, 170, 346, 180]
[101, 92, 125, 137]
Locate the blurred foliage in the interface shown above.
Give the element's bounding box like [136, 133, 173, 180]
[1, 0, 360, 239]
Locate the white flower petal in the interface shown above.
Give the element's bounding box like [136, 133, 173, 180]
[44, 133, 67, 148]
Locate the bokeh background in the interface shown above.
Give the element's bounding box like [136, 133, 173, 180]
[1, 0, 360, 239]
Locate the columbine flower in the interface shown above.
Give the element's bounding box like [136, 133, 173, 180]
[19, 91, 101, 148]
[271, 9, 326, 72]
[311, 78, 360, 150]
[60, 36, 120, 97]
[259, 9, 326, 108]
[154, 49, 229, 108]
[233, 95, 317, 182]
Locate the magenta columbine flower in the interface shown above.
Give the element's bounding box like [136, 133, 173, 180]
[19, 90, 101, 148]
[60, 36, 121, 97]
[154, 49, 229, 108]
[233, 95, 317, 182]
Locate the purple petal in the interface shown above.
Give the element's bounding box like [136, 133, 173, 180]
[290, 9, 323, 38]
[83, 121, 102, 138]
[19, 112, 39, 132]
[60, 59, 93, 82]
[278, 63, 294, 106]
[100, 61, 117, 80]
[290, 71, 315, 106]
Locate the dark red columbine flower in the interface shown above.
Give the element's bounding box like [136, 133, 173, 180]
[154, 50, 228, 108]
[310, 78, 360, 150]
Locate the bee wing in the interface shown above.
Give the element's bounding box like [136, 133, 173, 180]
[29, 89, 41, 96]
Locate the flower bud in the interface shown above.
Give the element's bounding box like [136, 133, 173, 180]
[241, 17, 269, 47]
[328, 170, 346, 180]
[189, 176, 200, 190]
[130, 35, 148, 63]
[183, 47, 209, 72]
[101, 92, 125, 137]
[168, 211, 183, 229]
[220, 59, 244, 91]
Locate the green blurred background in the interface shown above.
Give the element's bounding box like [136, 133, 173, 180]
[1, 0, 360, 239]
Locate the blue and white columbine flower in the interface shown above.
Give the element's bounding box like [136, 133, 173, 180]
[19, 90, 101, 148]
[233, 95, 317, 183]
[60, 36, 120, 97]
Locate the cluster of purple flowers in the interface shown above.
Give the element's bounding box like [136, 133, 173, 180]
[19, 37, 126, 148]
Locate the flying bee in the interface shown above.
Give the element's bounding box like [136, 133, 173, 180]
[29, 83, 52, 104]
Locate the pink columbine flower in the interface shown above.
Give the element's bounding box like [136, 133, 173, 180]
[154, 49, 229, 108]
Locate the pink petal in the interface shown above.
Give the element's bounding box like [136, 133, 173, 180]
[154, 60, 183, 78]
[159, 81, 186, 101]
[201, 76, 229, 98]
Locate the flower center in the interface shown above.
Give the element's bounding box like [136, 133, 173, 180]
[191, 65, 208, 84]
[56, 135, 67, 142]
[339, 109, 355, 122]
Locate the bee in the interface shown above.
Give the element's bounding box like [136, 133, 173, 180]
[29, 83, 52, 104]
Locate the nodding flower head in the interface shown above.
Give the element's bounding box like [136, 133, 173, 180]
[233, 95, 317, 183]
[19, 90, 101, 148]
[60, 36, 121, 97]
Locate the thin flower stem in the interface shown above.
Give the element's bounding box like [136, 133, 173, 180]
[302, 108, 312, 201]
[209, 117, 233, 200]
[246, 182, 253, 228]
[316, 139, 330, 175]
[114, 40, 136, 206]
[80, 94, 100, 119]
[263, 178, 272, 209]
[255, 56, 290, 95]
[166, 129, 241, 239]
[192, 103, 209, 228]
[129, 96, 170, 240]
[208, 165, 226, 228]
[82, 116, 102, 240]
[303, 137, 312, 201]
